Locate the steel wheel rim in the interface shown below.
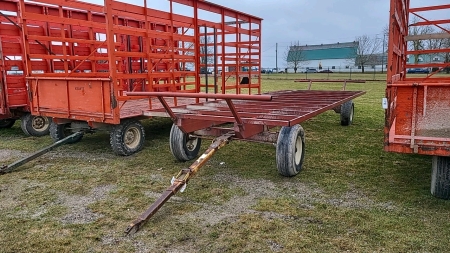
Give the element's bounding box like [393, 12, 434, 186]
[349, 106, 354, 122]
[125, 126, 141, 149]
[32, 116, 49, 132]
[294, 136, 303, 165]
[186, 136, 198, 152]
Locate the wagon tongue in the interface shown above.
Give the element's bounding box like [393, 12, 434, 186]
[0, 131, 84, 175]
[124, 132, 234, 235]
[0, 165, 7, 173]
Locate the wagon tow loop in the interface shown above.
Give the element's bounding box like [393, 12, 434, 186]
[124, 132, 235, 236]
[0, 131, 84, 175]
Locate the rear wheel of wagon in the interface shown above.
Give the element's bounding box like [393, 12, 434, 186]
[431, 156, 450, 199]
[276, 124, 305, 177]
[169, 124, 202, 162]
[340, 100, 354, 126]
[110, 119, 145, 156]
[20, 113, 51, 137]
[0, 119, 16, 128]
[49, 122, 84, 144]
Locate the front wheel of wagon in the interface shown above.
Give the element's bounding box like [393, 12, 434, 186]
[110, 119, 145, 156]
[20, 113, 52, 137]
[0, 119, 16, 128]
[340, 100, 354, 126]
[50, 122, 84, 144]
[170, 124, 202, 162]
[431, 156, 450, 200]
[276, 124, 306, 177]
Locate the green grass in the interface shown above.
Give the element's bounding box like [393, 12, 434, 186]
[1, 75, 450, 252]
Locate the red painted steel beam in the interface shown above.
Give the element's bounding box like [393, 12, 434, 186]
[409, 4, 450, 12]
[171, 0, 263, 22]
[294, 79, 366, 83]
[387, 82, 450, 87]
[406, 63, 450, 68]
[408, 48, 450, 55]
[126, 92, 272, 101]
[410, 19, 450, 26]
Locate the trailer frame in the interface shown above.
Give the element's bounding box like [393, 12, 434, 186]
[386, 0, 450, 199]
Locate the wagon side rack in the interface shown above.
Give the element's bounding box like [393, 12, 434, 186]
[123, 89, 365, 234]
[0, 131, 84, 174]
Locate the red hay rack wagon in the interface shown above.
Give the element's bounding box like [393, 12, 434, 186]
[385, 0, 450, 199]
[10, 0, 267, 155]
[0, 0, 52, 136]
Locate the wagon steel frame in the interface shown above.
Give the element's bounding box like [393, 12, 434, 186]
[386, 0, 450, 198]
[0, 0, 53, 136]
[129, 89, 365, 139]
[9, 0, 265, 153]
[122, 88, 364, 234]
[18, 0, 262, 123]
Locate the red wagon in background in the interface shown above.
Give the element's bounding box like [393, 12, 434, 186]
[385, 1, 450, 199]
[14, 0, 263, 155]
[0, 1, 52, 136]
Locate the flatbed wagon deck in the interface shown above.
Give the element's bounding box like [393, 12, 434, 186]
[123, 88, 365, 234]
[141, 90, 365, 127]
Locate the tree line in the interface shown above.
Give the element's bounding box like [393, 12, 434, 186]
[285, 17, 450, 74]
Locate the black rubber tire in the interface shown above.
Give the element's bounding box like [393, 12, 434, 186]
[49, 122, 83, 144]
[20, 113, 51, 137]
[340, 100, 354, 126]
[169, 124, 202, 162]
[110, 119, 145, 156]
[276, 124, 306, 177]
[0, 119, 16, 128]
[431, 156, 450, 199]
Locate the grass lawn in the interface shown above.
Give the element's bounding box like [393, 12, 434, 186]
[1, 73, 450, 252]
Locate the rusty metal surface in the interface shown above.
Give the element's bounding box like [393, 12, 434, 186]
[143, 90, 366, 128]
[127, 92, 272, 101]
[124, 132, 234, 235]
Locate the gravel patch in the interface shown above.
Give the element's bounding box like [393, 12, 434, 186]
[58, 184, 116, 224]
[0, 179, 47, 216]
[0, 149, 30, 162]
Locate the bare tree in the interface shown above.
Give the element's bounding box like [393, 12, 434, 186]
[408, 16, 435, 64]
[383, 24, 389, 53]
[353, 35, 382, 73]
[442, 29, 450, 74]
[183, 35, 215, 71]
[285, 42, 308, 73]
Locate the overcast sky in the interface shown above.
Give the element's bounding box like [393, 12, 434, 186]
[64, 0, 449, 68]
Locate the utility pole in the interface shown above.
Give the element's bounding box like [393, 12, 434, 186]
[381, 33, 386, 74]
[275, 43, 278, 73]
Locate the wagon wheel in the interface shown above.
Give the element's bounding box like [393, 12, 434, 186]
[276, 124, 306, 177]
[20, 113, 52, 137]
[110, 119, 145, 156]
[49, 122, 84, 144]
[340, 100, 354, 126]
[169, 124, 202, 162]
[431, 156, 450, 200]
[0, 119, 16, 128]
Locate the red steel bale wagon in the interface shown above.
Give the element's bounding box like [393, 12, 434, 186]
[385, 0, 450, 199]
[0, 0, 52, 136]
[16, 0, 266, 155]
